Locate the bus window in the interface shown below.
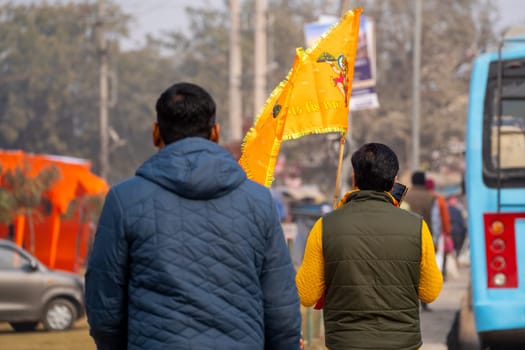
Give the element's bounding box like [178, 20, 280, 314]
[490, 112, 525, 169]
[482, 60, 525, 187]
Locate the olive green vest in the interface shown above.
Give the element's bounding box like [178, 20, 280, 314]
[323, 190, 422, 350]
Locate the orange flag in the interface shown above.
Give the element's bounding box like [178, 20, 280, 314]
[239, 56, 299, 187]
[239, 8, 362, 187]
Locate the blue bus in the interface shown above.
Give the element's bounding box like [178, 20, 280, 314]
[464, 30, 525, 348]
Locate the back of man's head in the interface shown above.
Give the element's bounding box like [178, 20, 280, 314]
[351, 143, 399, 191]
[155, 82, 216, 145]
[411, 171, 426, 186]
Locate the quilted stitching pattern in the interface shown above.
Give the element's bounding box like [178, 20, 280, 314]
[86, 138, 301, 350]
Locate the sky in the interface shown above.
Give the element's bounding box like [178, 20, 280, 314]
[115, 0, 525, 50]
[114, 0, 224, 50]
[493, 0, 524, 31]
[2, 0, 524, 49]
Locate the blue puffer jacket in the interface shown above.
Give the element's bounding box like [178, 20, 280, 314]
[85, 138, 301, 350]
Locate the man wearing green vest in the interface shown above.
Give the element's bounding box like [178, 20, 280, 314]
[296, 143, 443, 350]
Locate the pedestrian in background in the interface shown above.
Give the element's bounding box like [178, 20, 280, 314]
[296, 143, 443, 350]
[425, 178, 453, 280]
[448, 196, 467, 258]
[404, 171, 435, 241]
[404, 170, 441, 312]
[85, 82, 301, 350]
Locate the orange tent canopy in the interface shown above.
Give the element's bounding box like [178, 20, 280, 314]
[0, 150, 108, 269]
[0, 150, 108, 214]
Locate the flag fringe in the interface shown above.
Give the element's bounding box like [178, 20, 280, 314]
[304, 8, 362, 57]
[282, 128, 346, 141]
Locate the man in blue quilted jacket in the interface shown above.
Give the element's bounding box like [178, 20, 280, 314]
[85, 82, 302, 350]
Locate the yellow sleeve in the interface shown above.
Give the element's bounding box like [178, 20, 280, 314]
[419, 219, 443, 303]
[295, 218, 325, 307]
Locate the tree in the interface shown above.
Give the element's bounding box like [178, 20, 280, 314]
[0, 163, 59, 253]
[349, 0, 497, 173]
[0, 3, 97, 155]
[0, 169, 15, 225]
[153, 0, 499, 192]
[154, 0, 326, 140]
[62, 192, 105, 271]
[105, 38, 180, 183]
[153, 4, 233, 137]
[0, 2, 130, 182]
[0, 0, 499, 192]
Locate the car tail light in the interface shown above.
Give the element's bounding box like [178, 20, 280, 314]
[483, 213, 524, 288]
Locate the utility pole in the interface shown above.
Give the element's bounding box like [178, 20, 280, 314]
[254, 0, 267, 119]
[229, 0, 243, 141]
[97, 0, 110, 179]
[338, 0, 348, 15]
[411, 0, 422, 171]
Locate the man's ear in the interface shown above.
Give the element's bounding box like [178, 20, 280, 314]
[352, 173, 358, 189]
[152, 122, 164, 149]
[209, 123, 220, 144]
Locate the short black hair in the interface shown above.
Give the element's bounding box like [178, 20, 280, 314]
[155, 82, 216, 145]
[351, 143, 399, 191]
[411, 171, 426, 185]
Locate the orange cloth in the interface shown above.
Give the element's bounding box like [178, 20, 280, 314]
[239, 8, 362, 187]
[0, 151, 108, 214]
[295, 213, 443, 307]
[1, 151, 108, 269]
[435, 194, 451, 235]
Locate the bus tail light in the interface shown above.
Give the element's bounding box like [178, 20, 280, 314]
[493, 273, 507, 286]
[484, 213, 520, 288]
[490, 256, 506, 270]
[490, 238, 505, 254]
[489, 238, 505, 253]
[489, 220, 504, 234]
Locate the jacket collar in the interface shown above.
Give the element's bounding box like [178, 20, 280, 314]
[340, 189, 397, 208]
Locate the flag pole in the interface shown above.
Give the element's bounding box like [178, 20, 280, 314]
[332, 0, 352, 209]
[332, 134, 346, 208]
